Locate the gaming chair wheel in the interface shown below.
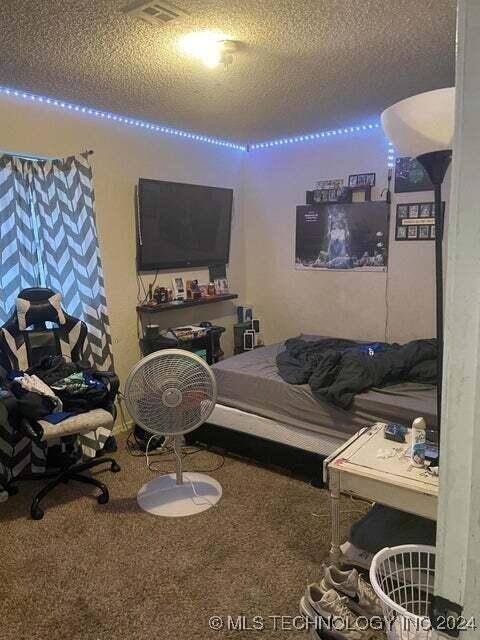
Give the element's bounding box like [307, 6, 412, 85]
[97, 491, 109, 505]
[31, 505, 44, 520]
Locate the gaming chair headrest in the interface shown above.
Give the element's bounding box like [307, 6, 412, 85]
[15, 288, 66, 330]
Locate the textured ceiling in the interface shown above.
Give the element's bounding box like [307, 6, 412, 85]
[0, 0, 456, 142]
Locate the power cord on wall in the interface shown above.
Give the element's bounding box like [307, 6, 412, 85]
[384, 264, 390, 343]
[383, 181, 393, 343]
[136, 269, 159, 306]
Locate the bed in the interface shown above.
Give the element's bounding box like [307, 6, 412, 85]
[208, 336, 437, 457]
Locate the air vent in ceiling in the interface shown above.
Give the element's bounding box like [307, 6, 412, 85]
[124, 1, 188, 27]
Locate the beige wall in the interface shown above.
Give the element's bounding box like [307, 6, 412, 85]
[0, 95, 246, 386]
[243, 130, 445, 345]
[0, 95, 447, 392]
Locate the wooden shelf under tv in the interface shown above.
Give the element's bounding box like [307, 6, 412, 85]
[137, 293, 238, 314]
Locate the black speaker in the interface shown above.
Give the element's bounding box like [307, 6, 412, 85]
[145, 324, 160, 338]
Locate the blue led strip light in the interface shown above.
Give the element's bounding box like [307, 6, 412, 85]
[387, 141, 395, 168]
[0, 85, 247, 151]
[249, 122, 382, 150]
[0, 85, 389, 154]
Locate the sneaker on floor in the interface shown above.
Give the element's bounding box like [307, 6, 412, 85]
[300, 587, 381, 640]
[320, 565, 383, 618]
[340, 541, 374, 570]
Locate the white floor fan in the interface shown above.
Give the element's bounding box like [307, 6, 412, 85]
[124, 349, 222, 517]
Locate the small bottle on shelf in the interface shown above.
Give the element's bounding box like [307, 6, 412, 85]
[411, 417, 426, 468]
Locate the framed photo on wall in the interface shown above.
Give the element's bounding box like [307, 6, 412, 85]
[395, 201, 444, 241]
[315, 179, 344, 190]
[348, 173, 376, 187]
[350, 185, 372, 203]
[306, 187, 352, 205]
[295, 201, 389, 271]
[394, 157, 434, 193]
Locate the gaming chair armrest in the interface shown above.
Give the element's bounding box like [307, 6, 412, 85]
[18, 417, 44, 443]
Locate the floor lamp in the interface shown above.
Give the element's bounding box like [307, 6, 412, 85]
[381, 87, 455, 437]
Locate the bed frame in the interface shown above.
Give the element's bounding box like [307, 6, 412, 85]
[208, 403, 347, 456]
[187, 403, 349, 484]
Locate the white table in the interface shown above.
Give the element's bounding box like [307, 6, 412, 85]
[323, 423, 438, 565]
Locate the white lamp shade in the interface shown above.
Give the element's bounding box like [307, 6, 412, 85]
[381, 87, 455, 157]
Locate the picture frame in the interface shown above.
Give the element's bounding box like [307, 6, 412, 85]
[306, 187, 352, 205]
[172, 276, 186, 300]
[350, 185, 371, 203]
[315, 179, 344, 190]
[348, 173, 376, 188]
[214, 278, 229, 294]
[395, 201, 445, 241]
[407, 226, 418, 239]
[394, 157, 434, 193]
[295, 201, 389, 272]
[408, 204, 419, 218]
[420, 203, 431, 217]
[419, 225, 430, 239]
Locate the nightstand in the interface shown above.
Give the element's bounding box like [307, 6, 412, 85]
[324, 423, 438, 565]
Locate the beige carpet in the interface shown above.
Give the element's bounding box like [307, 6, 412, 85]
[0, 433, 359, 640]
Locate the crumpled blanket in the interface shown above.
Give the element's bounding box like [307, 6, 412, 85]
[276, 337, 437, 408]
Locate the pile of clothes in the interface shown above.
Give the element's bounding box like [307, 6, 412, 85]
[277, 337, 437, 408]
[2, 355, 115, 426]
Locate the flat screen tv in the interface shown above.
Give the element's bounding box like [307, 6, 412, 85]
[137, 178, 233, 271]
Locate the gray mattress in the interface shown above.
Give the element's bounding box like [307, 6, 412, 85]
[212, 339, 436, 439]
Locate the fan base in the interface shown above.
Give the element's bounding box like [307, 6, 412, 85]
[136, 472, 222, 517]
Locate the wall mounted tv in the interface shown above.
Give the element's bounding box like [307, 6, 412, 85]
[137, 178, 233, 271]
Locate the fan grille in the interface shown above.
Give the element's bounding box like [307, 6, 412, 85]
[124, 350, 217, 436]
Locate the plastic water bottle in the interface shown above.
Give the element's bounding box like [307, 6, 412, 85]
[411, 417, 426, 468]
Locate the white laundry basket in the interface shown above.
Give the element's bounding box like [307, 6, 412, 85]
[369, 544, 435, 640]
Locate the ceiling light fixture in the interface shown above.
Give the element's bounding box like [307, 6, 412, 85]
[178, 31, 238, 69]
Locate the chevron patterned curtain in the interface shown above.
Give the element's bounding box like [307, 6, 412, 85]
[31, 153, 114, 370]
[0, 156, 39, 324]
